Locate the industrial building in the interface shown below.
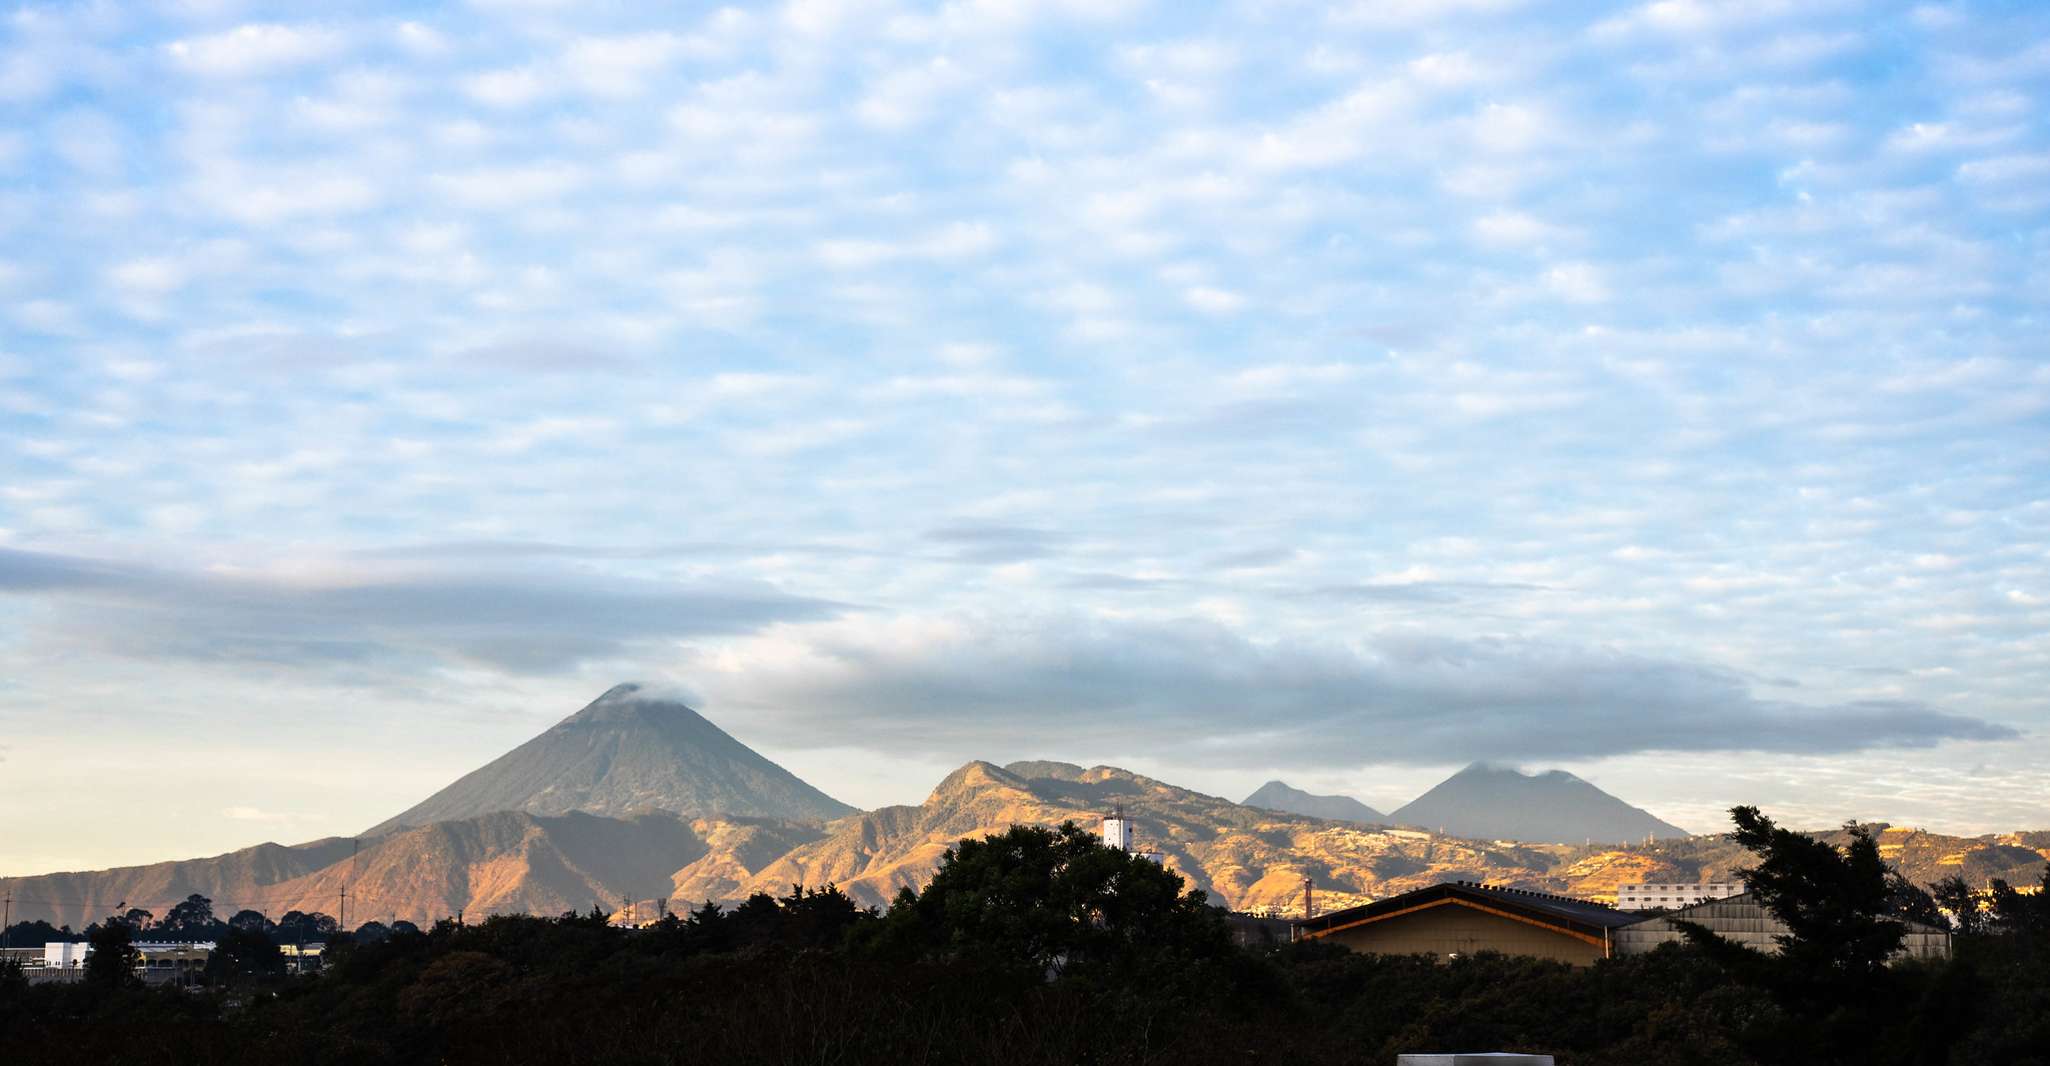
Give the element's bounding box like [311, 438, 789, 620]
[1611, 892, 1952, 960]
[1293, 881, 1646, 965]
[1295, 882, 1956, 965]
[1614, 881, 1744, 911]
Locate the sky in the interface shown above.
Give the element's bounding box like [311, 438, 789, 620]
[1, 0, 2047, 876]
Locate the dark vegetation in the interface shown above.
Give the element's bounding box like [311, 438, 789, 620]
[2, 814, 2048, 1065]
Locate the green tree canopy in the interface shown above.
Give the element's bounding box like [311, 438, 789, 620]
[869, 820, 1231, 984]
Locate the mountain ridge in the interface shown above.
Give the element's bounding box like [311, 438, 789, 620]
[5, 761, 2047, 928]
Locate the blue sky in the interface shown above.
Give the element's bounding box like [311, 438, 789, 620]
[2, 0, 2047, 874]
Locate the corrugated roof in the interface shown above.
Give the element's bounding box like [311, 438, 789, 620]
[1294, 880, 1646, 942]
[1643, 891, 1951, 935]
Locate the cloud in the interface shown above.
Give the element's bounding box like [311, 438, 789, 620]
[165, 23, 347, 78]
[0, 547, 842, 674]
[691, 615, 2019, 766]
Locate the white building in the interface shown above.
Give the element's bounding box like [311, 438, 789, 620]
[1101, 807, 1163, 865]
[1614, 881, 1744, 911]
[44, 942, 90, 969]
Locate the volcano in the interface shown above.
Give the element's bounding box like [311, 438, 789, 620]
[365, 684, 855, 836]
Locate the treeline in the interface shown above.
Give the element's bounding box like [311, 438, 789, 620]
[4, 897, 418, 949]
[1, 815, 2048, 1066]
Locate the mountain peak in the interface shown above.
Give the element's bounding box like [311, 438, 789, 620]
[365, 685, 855, 835]
[1390, 764, 1686, 844]
[1241, 780, 1386, 824]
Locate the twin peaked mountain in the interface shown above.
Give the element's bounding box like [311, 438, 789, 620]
[1242, 763, 1688, 844]
[9, 685, 2045, 930]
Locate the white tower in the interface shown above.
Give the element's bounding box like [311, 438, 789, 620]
[1102, 805, 1133, 852]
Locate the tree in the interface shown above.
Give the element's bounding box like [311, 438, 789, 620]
[274, 910, 339, 943]
[1930, 875, 1988, 937]
[202, 926, 284, 987]
[1677, 807, 1963, 1066]
[870, 821, 1231, 983]
[228, 909, 273, 934]
[161, 894, 218, 938]
[2, 920, 75, 947]
[84, 920, 139, 991]
[1985, 863, 2050, 948]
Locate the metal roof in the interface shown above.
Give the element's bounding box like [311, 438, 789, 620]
[1294, 880, 1646, 945]
[1643, 891, 1952, 935]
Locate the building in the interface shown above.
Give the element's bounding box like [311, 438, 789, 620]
[36, 940, 217, 985]
[279, 942, 326, 973]
[1615, 881, 1744, 911]
[1611, 892, 1952, 960]
[1293, 881, 1644, 965]
[135, 942, 213, 985]
[1101, 807, 1165, 865]
[43, 942, 90, 969]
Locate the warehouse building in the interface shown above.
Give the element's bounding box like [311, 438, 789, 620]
[1292, 881, 1644, 965]
[1611, 892, 1952, 960]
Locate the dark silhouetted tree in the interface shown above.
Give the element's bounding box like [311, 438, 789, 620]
[84, 921, 139, 991]
[871, 820, 1231, 984]
[1678, 807, 1965, 1066]
[228, 909, 272, 934]
[161, 894, 220, 938]
[202, 926, 284, 987]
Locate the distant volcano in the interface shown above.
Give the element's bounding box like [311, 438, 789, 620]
[365, 684, 856, 836]
[1388, 762, 1689, 844]
[1241, 780, 1386, 824]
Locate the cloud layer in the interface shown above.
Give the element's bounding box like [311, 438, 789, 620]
[683, 615, 2019, 764]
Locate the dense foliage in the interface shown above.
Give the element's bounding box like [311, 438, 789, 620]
[2, 817, 2047, 1065]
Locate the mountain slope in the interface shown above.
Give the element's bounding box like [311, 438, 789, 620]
[7, 764, 2046, 927]
[1389, 762, 1688, 844]
[366, 684, 855, 835]
[1242, 780, 1386, 824]
[0, 810, 822, 928]
[730, 760, 1569, 913]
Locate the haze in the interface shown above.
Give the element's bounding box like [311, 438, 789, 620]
[2, 0, 2046, 876]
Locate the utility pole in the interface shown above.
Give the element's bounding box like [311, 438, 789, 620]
[3, 893, 11, 948]
[341, 839, 358, 934]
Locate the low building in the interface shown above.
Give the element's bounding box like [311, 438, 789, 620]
[1293, 881, 1643, 965]
[135, 942, 214, 985]
[279, 942, 326, 973]
[44, 942, 91, 969]
[1615, 881, 1744, 911]
[1612, 892, 1951, 960]
[36, 940, 216, 984]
